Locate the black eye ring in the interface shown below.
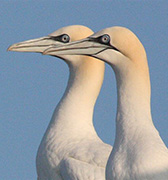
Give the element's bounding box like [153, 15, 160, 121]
[61, 34, 70, 43]
[101, 34, 110, 44]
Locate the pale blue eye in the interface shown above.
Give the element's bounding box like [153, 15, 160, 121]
[101, 34, 110, 44]
[61, 34, 70, 43]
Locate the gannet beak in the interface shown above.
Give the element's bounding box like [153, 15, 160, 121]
[7, 36, 62, 53]
[43, 38, 108, 56]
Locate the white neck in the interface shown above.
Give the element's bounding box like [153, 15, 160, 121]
[115, 64, 152, 139]
[36, 57, 106, 179]
[45, 57, 105, 137]
[106, 58, 168, 179]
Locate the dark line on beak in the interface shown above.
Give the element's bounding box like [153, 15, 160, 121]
[11, 44, 55, 50]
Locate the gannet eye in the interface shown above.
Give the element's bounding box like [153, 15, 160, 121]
[101, 34, 110, 44]
[61, 34, 70, 43]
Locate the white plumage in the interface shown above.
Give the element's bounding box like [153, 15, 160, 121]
[44, 26, 168, 180]
[8, 25, 112, 180]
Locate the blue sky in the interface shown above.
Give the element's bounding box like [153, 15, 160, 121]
[1, 1, 168, 179]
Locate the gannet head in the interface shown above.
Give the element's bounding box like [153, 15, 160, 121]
[8, 25, 105, 80]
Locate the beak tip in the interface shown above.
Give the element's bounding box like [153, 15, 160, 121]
[7, 46, 12, 51]
[7, 44, 17, 52]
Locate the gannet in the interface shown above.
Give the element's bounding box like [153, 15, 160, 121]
[8, 25, 112, 180]
[43, 26, 168, 180]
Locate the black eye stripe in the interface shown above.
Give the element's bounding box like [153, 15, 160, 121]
[50, 34, 70, 43]
[89, 35, 120, 52]
[89, 35, 111, 45]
